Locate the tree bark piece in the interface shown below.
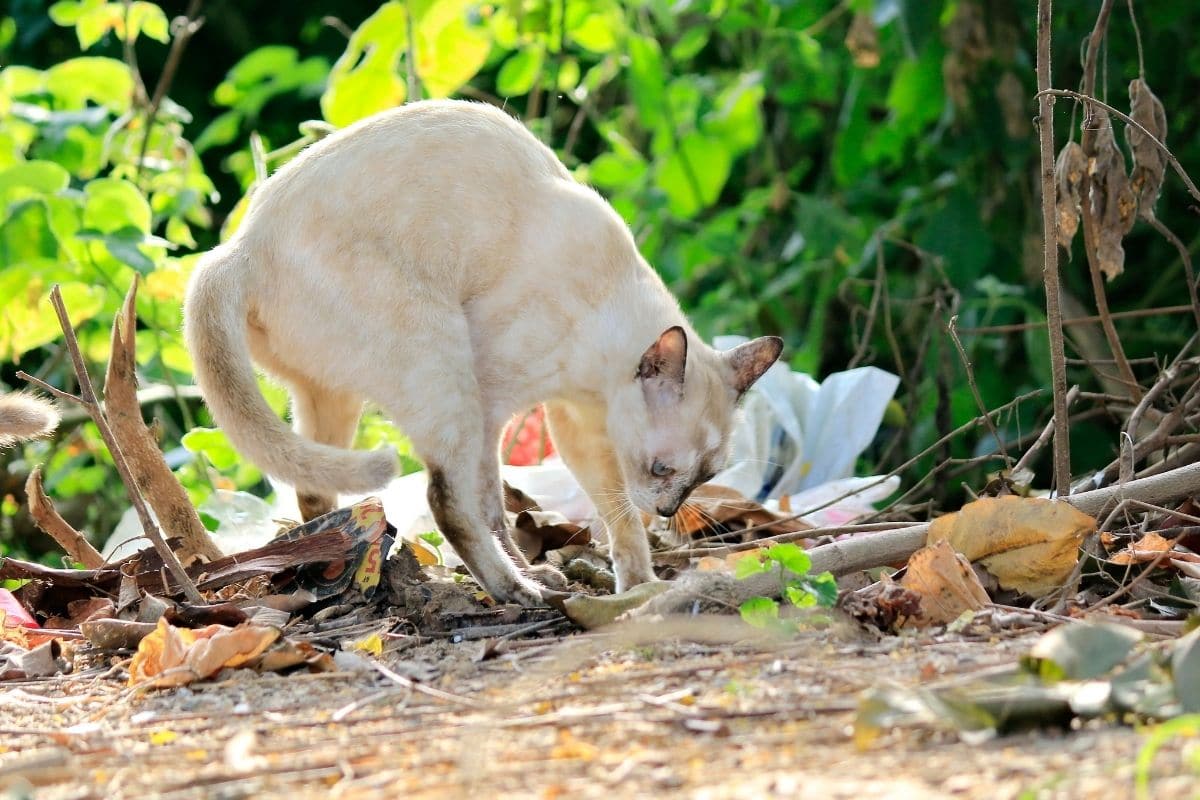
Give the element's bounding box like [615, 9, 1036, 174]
[16, 284, 204, 604]
[24, 466, 105, 569]
[104, 281, 222, 563]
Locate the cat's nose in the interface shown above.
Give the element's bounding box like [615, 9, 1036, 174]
[657, 502, 680, 517]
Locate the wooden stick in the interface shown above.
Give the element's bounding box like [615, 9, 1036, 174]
[17, 285, 203, 604]
[24, 466, 105, 569]
[1036, 0, 1072, 497]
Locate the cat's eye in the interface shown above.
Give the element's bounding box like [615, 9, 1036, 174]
[650, 460, 674, 478]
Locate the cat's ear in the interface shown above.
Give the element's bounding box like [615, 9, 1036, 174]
[637, 326, 688, 405]
[724, 336, 783, 395]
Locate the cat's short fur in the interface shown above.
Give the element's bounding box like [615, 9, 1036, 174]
[184, 100, 781, 605]
[0, 393, 58, 449]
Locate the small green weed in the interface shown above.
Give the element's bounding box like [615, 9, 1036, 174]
[417, 530, 445, 565]
[735, 543, 837, 631]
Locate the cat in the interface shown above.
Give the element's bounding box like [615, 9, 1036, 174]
[183, 99, 782, 606]
[0, 393, 58, 449]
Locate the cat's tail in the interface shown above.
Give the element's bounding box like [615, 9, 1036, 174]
[0, 393, 59, 449]
[183, 248, 397, 493]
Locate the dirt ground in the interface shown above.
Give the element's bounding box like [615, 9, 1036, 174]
[0, 615, 1193, 800]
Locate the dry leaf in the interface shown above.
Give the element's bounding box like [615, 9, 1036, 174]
[1054, 142, 1086, 252]
[1109, 531, 1173, 565]
[128, 618, 280, 687]
[899, 540, 990, 627]
[927, 495, 1094, 597]
[1127, 78, 1167, 218]
[844, 13, 880, 68]
[673, 484, 810, 541]
[1088, 117, 1137, 280]
[838, 577, 922, 632]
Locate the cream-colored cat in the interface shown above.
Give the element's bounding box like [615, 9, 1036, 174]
[184, 100, 781, 605]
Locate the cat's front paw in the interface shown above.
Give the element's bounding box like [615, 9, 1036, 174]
[526, 563, 568, 591]
[614, 566, 658, 594]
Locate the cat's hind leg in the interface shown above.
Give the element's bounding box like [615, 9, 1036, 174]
[289, 381, 364, 521]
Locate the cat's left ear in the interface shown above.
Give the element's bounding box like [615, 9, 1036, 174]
[637, 326, 688, 407]
[724, 336, 783, 395]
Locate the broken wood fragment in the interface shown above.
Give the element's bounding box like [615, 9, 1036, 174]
[24, 466, 104, 569]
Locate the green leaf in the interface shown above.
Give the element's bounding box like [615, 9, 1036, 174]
[418, 530, 444, 549]
[785, 584, 818, 608]
[670, 27, 709, 61]
[82, 178, 151, 234]
[587, 150, 646, 190]
[1172, 629, 1200, 713]
[655, 133, 731, 218]
[568, 7, 623, 54]
[734, 552, 772, 579]
[496, 47, 544, 97]
[45, 57, 132, 112]
[804, 571, 839, 607]
[181, 427, 240, 471]
[765, 542, 811, 577]
[702, 73, 764, 155]
[193, 111, 241, 154]
[0, 161, 70, 211]
[627, 34, 666, 131]
[1024, 622, 1142, 682]
[416, 0, 492, 98]
[321, 3, 408, 127]
[739, 596, 779, 628]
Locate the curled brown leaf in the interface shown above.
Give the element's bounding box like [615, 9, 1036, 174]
[1089, 117, 1137, 280]
[1127, 78, 1168, 219]
[1054, 141, 1086, 252]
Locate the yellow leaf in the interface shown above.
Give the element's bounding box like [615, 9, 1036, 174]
[353, 633, 384, 657]
[927, 496, 1094, 597]
[408, 539, 439, 566]
[149, 729, 177, 746]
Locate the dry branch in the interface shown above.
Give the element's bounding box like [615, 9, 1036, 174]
[633, 460, 1200, 616]
[17, 284, 203, 604]
[24, 466, 104, 569]
[104, 281, 221, 563]
[1036, 0, 1073, 497]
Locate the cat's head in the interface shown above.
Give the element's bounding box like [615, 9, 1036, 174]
[606, 327, 782, 518]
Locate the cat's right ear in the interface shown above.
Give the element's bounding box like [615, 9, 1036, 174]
[637, 326, 687, 407]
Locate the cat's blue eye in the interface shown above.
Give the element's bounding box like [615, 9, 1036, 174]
[650, 460, 674, 477]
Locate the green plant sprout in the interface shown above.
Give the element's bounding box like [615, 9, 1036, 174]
[734, 542, 837, 630]
[417, 530, 445, 566]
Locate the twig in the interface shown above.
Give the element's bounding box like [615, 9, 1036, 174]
[947, 315, 1012, 467]
[1036, 0, 1072, 497]
[848, 235, 886, 369]
[404, 0, 420, 101]
[17, 286, 202, 604]
[958, 304, 1194, 335]
[1145, 215, 1200, 333]
[135, 0, 204, 182]
[1014, 385, 1080, 475]
[24, 466, 105, 568]
[1036, 89, 1200, 208]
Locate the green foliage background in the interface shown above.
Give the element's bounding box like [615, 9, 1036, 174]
[1, 0, 1197, 559]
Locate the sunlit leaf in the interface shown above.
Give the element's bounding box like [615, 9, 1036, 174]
[496, 47, 544, 97]
[739, 596, 779, 628]
[45, 57, 132, 112]
[320, 3, 408, 127]
[655, 132, 731, 218]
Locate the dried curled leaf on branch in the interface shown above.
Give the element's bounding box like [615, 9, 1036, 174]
[1127, 78, 1168, 218]
[1054, 141, 1086, 252]
[1088, 116, 1138, 280]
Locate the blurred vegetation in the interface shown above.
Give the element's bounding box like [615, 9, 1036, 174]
[1, 0, 1197, 560]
